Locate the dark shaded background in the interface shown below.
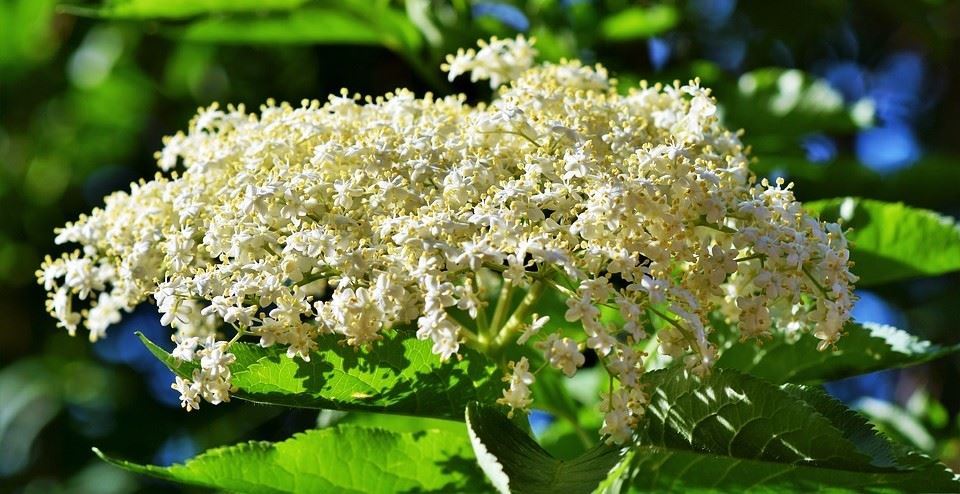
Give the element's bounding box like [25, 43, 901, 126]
[2, 1, 959, 491]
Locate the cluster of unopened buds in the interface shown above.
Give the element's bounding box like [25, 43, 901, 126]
[38, 35, 856, 444]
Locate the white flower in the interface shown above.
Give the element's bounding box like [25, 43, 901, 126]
[497, 357, 535, 416]
[172, 376, 201, 411]
[199, 337, 236, 376]
[564, 297, 599, 323]
[516, 313, 550, 345]
[537, 334, 584, 377]
[85, 293, 123, 342]
[639, 275, 669, 305]
[172, 335, 200, 362]
[443, 35, 537, 88]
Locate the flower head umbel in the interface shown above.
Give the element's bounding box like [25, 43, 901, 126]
[38, 36, 856, 443]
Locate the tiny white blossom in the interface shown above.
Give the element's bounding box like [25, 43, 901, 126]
[537, 334, 584, 377]
[497, 357, 535, 416]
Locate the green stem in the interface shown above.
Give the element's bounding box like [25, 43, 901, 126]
[642, 335, 661, 371]
[693, 219, 737, 234]
[489, 281, 515, 336]
[647, 306, 702, 357]
[296, 267, 338, 286]
[228, 326, 248, 346]
[479, 130, 542, 147]
[475, 274, 490, 335]
[491, 281, 545, 351]
[802, 264, 836, 301]
[733, 253, 765, 263]
[459, 325, 481, 347]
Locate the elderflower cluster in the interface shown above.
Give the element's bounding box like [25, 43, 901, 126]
[38, 36, 856, 443]
[170, 335, 236, 410]
[442, 35, 537, 89]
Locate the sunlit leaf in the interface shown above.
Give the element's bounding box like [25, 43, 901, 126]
[139, 331, 502, 420]
[714, 319, 959, 384]
[806, 197, 960, 285]
[600, 368, 959, 493]
[95, 424, 488, 492]
[78, 0, 309, 19]
[177, 7, 421, 52]
[600, 6, 678, 41]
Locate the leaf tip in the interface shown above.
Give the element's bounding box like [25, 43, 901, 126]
[92, 447, 108, 461]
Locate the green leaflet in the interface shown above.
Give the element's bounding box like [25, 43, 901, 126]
[63, 1, 422, 53]
[599, 6, 679, 41]
[177, 5, 422, 53]
[178, 8, 385, 46]
[599, 368, 959, 493]
[713, 320, 959, 384]
[67, 0, 309, 19]
[607, 447, 958, 494]
[94, 424, 488, 493]
[641, 368, 887, 469]
[806, 197, 960, 286]
[139, 331, 503, 420]
[465, 402, 625, 494]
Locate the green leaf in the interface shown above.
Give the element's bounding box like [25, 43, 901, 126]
[609, 446, 958, 493]
[806, 197, 960, 286]
[602, 368, 959, 493]
[73, 0, 309, 19]
[66, 1, 423, 53]
[335, 411, 468, 435]
[95, 424, 488, 493]
[465, 402, 624, 494]
[713, 319, 959, 384]
[139, 330, 503, 420]
[599, 6, 678, 41]
[641, 368, 889, 469]
[178, 8, 383, 45]
[177, 6, 422, 52]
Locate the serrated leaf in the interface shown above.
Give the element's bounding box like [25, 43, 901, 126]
[95, 424, 488, 493]
[806, 197, 960, 286]
[139, 331, 503, 420]
[713, 320, 959, 384]
[601, 368, 959, 493]
[465, 402, 624, 494]
[608, 446, 958, 493]
[640, 368, 888, 469]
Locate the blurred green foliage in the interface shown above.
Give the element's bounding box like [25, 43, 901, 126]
[2, 0, 959, 491]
